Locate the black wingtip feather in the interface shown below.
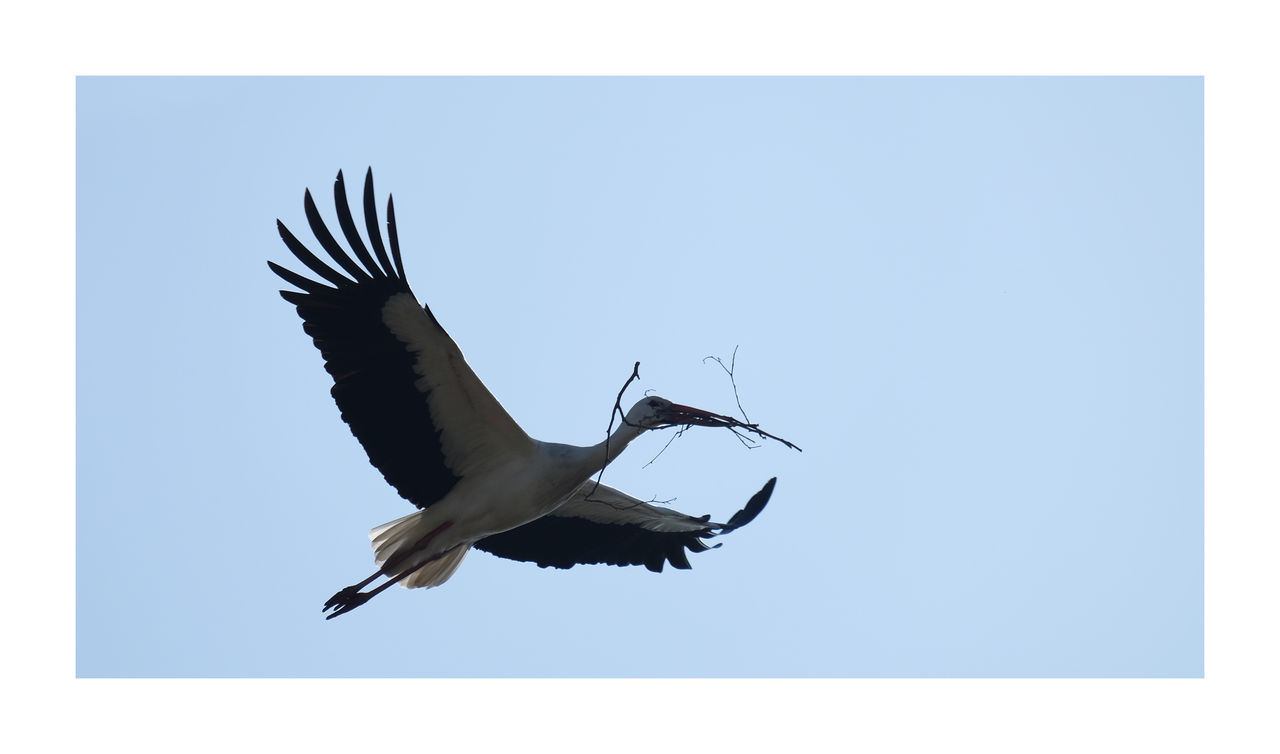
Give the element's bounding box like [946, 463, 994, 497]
[668, 547, 693, 570]
[362, 168, 396, 277]
[720, 477, 776, 534]
[271, 172, 459, 510]
[268, 259, 336, 295]
[386, 195, 405, 280]
[277, 218, 350, 288]
[332, 170, 384, 280]
[279, 290, 310, 306]
[304, 188, 371, 283]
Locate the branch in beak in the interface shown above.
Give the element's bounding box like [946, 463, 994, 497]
[656, 403, 803, 452]
[661, 403, 735, 427]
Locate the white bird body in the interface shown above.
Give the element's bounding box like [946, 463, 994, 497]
[270, 169, 777, 618]
[370, 442, 605, 577]
[370, 411, 659, 588]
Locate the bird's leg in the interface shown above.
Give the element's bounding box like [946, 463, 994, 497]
[321, 571, 383, 615]
[324, 551, 448, 620]
[322, 521, 454, 619]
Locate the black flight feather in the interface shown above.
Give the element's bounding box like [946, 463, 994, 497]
[270, 171, 461, 509]
[332, 170, 385, 280]
[304, 188, 371, 283]
[475, 478, 774, 572]
[362, 168, 397, 277]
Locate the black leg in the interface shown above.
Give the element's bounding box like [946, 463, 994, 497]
[321, 521, 456, 619]
[322, 570, 381, 615]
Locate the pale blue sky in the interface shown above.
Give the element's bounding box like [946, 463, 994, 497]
[76, 77, 1202, 677]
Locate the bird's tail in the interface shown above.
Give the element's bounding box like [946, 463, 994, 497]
[369, 510, 470, 589]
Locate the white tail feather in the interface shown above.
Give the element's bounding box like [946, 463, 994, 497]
[401, 546, 469, 589]
[368, 510, 470, 589]
[369, 509, 428, 567]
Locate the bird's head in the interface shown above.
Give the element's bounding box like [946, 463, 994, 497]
[624, 396, 727, 430]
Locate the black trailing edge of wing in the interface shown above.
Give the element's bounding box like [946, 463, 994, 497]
[475, 477, 777, 572]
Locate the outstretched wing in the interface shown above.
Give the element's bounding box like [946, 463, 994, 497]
[474, 478, 775, 572]
[270, 169, 532, 509]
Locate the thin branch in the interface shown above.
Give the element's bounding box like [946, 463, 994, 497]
[724, 424, 762, 449]
[697, 346, 802, 452]
[584, 361, 641, 501]
[585, 353, 801, 507]
[596, 492, 677, 513]
[655, 407, 802, 452]
[642, 425, 687, 468]
[703, 344, 750, 424]
[610, 360, 643, 431]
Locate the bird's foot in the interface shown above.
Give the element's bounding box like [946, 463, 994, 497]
[323, 585, 372, 619]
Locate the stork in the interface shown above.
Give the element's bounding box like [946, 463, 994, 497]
[270, 169, 778, 619]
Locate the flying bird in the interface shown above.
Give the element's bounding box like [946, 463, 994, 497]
[270, 169, 777, 619]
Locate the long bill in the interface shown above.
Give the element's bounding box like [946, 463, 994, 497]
[657, 402, 803, 452]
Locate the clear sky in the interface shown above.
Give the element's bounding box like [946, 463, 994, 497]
[76, 76, 1202, 677]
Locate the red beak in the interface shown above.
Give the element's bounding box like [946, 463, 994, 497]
[663, 403, 737, 427]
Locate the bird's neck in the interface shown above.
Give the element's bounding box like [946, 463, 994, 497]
[576, 421, 647, 478]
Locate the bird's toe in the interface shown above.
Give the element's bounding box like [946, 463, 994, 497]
[323, 585, 365, 613]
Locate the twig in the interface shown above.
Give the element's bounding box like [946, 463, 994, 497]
[703, 344, 750, 424]
[584, 361, 641, 501]
[655, 406, 803, 452]
[598, 492, 677, 513]
[642, 425, 687, 468]
[699, 346, 802, 451]
[586, 354, 801, 506]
